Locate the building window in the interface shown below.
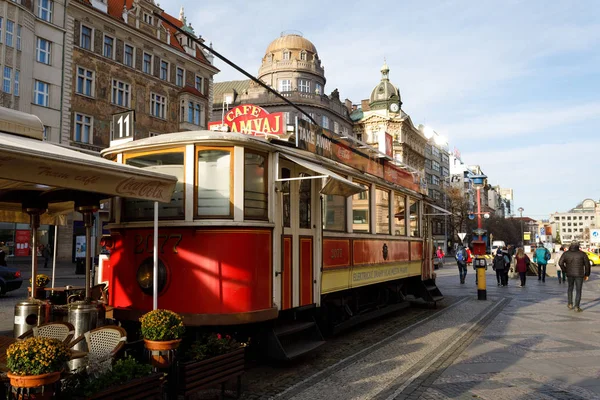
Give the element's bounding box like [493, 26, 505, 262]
[160, 60, 169, 81]
[300, 51, 307, 61]
[282, 50, 290, 60]
[76, 67, 94, 97]
[196, 148, 232, 218]
[432, 175, 440, 185]
[0, 18, 3, 44]
[195, 75, 203, 92]
[322, 115, 329, 129]
[74, 113, 92, 143]
[176, 67, 184, 86]
[143, 53, 152, 74]
[353, 182, 370, 233]
[36, 38, 51, 64]
[14, 70, 19, 96]
[298, 79, 310, 93]
[38, 0, 53, 22]
[34, 80, 49, 106]
[80, 25, 92, 50]
[123, 44, 134, 67]
[299, 173, 312, 229]
[279, 79, 291, 92]
[103, 35, 114, 59]
[315, 83, 322, 95]
[409, 197, 420, 237]
[150, 93, 166, 119]
[376, 188, 390, 234]
[6, 20, 14, 47]
[244, 151, 268, 220]
[16, 25, 20, 50]
[143, 12, 153, 25]
[333, 121, 340, 134]
[432, 161, 440, 172]
[3, 67, 11, 94]
[42, 126, 49, 141]
[111, 79, 130, 108]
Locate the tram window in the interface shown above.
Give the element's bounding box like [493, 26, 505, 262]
[394, 193, 407, 236]
[409, 197, 420, 237]
[299, 173, 311, 229]
[323, 194, 346, 232]
[244, 151, 268, 220]
[352, 181, 370, 233]
[281, 168, 291, 228]
[196, 148, 232, 218]
[376, 188, 390, 234]
[123, 150, 184, 220]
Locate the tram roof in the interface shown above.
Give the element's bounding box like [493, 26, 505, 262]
[102, 130, 428, 199]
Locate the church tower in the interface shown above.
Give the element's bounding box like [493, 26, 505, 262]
[368, 61, 402, 113]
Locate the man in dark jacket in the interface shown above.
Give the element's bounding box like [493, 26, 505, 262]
[558, 241, 591, 312]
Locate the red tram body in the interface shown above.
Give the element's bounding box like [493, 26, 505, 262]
[100, 117, 442, 357]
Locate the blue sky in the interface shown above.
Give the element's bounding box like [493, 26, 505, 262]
[166, 0, 600, 220]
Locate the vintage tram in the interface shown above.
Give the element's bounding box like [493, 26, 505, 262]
[99, 117, 443, 359]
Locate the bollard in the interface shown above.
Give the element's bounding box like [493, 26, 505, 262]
[475, 257, 487, 300]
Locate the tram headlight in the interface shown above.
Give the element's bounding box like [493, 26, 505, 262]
[136, 257, 168, 295]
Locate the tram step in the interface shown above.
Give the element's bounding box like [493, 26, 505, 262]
[283, 339, 326, 360]
[273, 320, 316, 337]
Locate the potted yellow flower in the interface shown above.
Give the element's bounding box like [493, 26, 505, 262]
[28, 274, 50, 299]
[139, 309, 185, 368]
[6, 337, 70, 399]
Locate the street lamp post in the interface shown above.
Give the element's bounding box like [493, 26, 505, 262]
[470, 174, 488, 301]
[518, 207, 524, 246]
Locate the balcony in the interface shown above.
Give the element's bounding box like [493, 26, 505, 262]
[259, 59, 325, 77]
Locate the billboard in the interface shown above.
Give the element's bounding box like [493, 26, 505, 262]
[208, 104, 285, 135]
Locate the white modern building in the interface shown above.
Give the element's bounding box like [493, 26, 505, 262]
[550, 199, 599, 245]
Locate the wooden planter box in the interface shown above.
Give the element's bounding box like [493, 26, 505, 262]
[178, 348, 245, 399]
[81, 373, 164, 400]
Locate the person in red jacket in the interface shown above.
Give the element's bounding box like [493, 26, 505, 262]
[515, 247, 531, 287]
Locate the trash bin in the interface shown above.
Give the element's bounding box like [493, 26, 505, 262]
[14, 300, 50, 338]
[75, 258, 85, 275]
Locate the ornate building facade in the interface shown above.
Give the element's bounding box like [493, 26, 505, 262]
[212, 31, 354, 136]
[68, 0, 218, 153]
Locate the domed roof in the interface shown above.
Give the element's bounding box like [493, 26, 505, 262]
[369, 61, 401, 108]
[265, 32, 318, 55]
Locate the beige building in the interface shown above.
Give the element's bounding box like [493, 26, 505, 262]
[67, 0, 218, 152]
[0, 0, 70, 142]
[213, 31, 354, 136]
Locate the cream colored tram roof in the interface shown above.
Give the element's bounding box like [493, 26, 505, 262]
[102, 130, 425, 199]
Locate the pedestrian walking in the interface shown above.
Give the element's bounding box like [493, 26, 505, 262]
[42, 245, 51, 269]
[554, 247, 566, 283]
[492, 249, 510, 286]
[558, 241, 591, 312]
[455, 245, 468, 284]
[436, 246, 445, 268]
[515, 247, 531, 287]
[0, 242, 7, 267]
[534, 244, 551, 282]
[502, 247, 511, 285]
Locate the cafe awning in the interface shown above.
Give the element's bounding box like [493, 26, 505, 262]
[0, 108, 177, 223]
[279, 154, 366, 197]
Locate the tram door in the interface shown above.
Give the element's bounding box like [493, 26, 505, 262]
[279, 161, 316, 310]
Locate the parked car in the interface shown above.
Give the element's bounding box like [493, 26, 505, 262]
[584, 251, 600, 267]
[0, 265, 23, 295]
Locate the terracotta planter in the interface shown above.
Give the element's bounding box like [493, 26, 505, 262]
[85, 373, 164, 400]
[144, 338, 181, 368]
[7, 371, 61, 400]
[7, 371, 61, 388]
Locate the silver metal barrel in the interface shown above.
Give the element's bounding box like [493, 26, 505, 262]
[13, 300, 48, 338]
[68, 301, 100, 371]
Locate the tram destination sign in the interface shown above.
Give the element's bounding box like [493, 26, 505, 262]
[296, 119, 421, 192]
[208, 104, 285, 136]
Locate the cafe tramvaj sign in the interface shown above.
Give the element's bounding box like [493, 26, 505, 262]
[208, 104, 285, 136]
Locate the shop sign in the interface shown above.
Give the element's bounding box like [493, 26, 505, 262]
[208, 104, 285, 135]
[14, 230, 30, 257]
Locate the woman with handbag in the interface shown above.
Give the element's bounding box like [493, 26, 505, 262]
[515, 247, 531, 287]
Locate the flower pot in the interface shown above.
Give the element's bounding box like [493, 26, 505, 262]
[7, 371, 61, 400]
[144, 339, 181, 368]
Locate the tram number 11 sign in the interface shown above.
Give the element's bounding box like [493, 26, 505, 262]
[111, 110, 135, 144]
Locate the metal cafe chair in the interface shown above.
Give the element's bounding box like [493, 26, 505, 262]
[17, 321, 75, 344]
[69, 325, 127, 374]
